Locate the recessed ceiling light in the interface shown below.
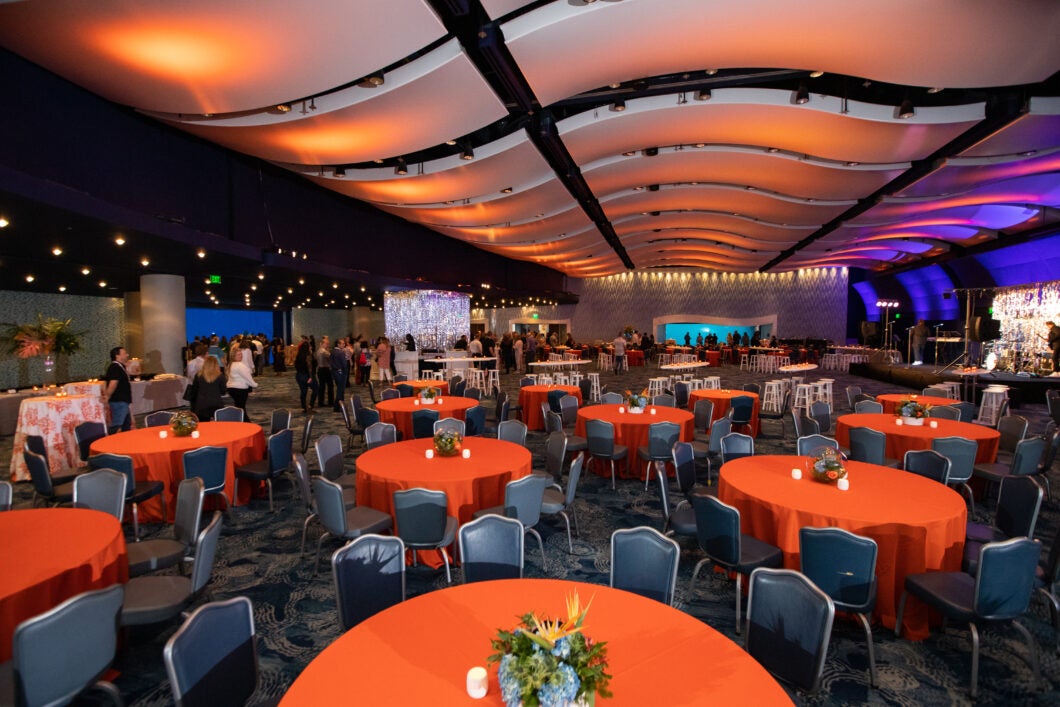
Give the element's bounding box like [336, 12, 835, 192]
[98, 280, 106, 287]
[114, 236, 125, 246]
[298, 278, 305, 285]
[25, 274, 34, 282]
[0, 217, 8, 228]
[81, 267, 91, 275]
[196, 249, 206, 258]
[58, 285, 66, 292]
[332, 282, 338, 288]
[287, 287, 293, 294]
[140, 258, 150, 266]
[360, 286, 366, 292]
[257, 273, 265, 280]
[51, 247, 62, 256]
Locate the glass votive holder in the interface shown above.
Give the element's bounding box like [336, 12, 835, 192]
[462, 448, 471, 459]
[158, 430, 168, 439]
[191, 430, 200, 439]
[466, 666, 488, 699]
[425, 449, 434, 459]
[618, 406, 625, 414]
[911, 394, 918, 400]
[436, 397, 443, 404]
[895, 418, 903, 426]
[929, 420, 938, 428]
[791, 468, 802, 480]
[837, 478, 850, 491]
[650, 407, 657, 415]
[414, 399, 420, 406]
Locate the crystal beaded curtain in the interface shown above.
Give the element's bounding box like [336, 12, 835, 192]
[991, 279, 1060, 350]
[384, 290, 470, 351]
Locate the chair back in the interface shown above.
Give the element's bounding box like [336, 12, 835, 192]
[73, 468, 127, 520]
[610, 527, 681, 605]
[652, 394, 676, 408]
[396, 384, 414, 398]
[74, 421, 108, 461]
[743, 383, 761, 395]
[213, 406, 244, 422]
[365, 422, 398, 449]
[847, 426, 887, 465]
[393, 488, 449, 545]
[546, 389, 566, 413]
[452, 379, 467, 397]
[269, 409, 291, 435]
[799, 527, 877, 610]
[164, 596, 259, 707]
[394, 374, 408, 382]
[411, 409, 439, 438]
[646, 421, 681, 459]
[693, 398, 715, 432]
[845, 385, 862, 409]
[300, 415, 315, 455]
[579, 378, 592, 402]
[1009, 436, 1048, 476]
[448, 375, 462, 392]
[544, 431, 567, 482]
[24, 434, 47, 459]
[585, 419, 617, 457]
[144, 411, 173, 428]
[433, 417, 465, 437]
[559, 395, 579, 426]
[973, 537, 1041, 620]
[312, 476, 349, 536]
[465, 405, 487, 436]
[183, 446, 228, 495]
[89, 452, 136, 499]
[266, 428, 294, 476]
[519, 376, 534, 388]
[903, 449, 951, 484]
[332, 535, 406, 629]
[692, 495, 741, 567]
[809, 400, 831, 434]
[497, 420, 527, 446]
[997, 414, 1028, 453]
[0, 479, 11, 511]
[544, 410, 564, 435]
[953, 401, 978, 422]
[190, 512, 224, 595]
[729, 395, 754, 425]
[746, 568, 835, 694]
[995, 476, 1044, 539]
[503, 474, 547, 528]
[23, 449, 56, 496]
[931, 436, 977, 484]
[464, 387, 482, 401]
[315, 434, 345, 481]
[169, 477, 205, 550]
[720, 432, 754, 463]
[564, 452, 585, 507]
[600, 392, 624, 405]
[12, 584, 124, 707]
[927, 405, 960, 420]
[380, 388, 400, 401]
[459, 515, 524, 583]
[708, 417, 732, 454]
[854, 400, 883, 414]
[292, 454, 313, 512]
[671, 442, 697, 496]
[797, 434, 839, 457]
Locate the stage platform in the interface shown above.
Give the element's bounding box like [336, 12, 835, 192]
[850, 361, 1060, 408]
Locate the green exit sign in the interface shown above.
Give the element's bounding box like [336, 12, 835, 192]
[209, 275, 221, 284]
[531, 313, 539, 319]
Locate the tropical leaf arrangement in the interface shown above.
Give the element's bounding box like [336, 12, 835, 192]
[2, 315, 84, 358]
[896, 400, 930, 418]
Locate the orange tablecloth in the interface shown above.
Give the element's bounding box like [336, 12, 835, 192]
[719, 455, 967, 640]
[518, 385, 582, 431]
[376, 396, 477, 441]
[89, 421, 266, 521]
[355, 438, 531, 567]
[835, 413, 999, 464]
[627, 349, 645, 366]
[9, 394, 107, 482]
[393, 380, 449, 395]
[0, 508, 128, 661]
[704, 350, 721, 366]
[574, 405, 694, 480]
[875, 394, 957, 415]
[280, 578, 791, 706]
[688, 389, 760, 436]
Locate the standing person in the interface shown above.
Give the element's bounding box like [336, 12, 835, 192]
[185, 342, 207, 381]
[316, 336, 334, 408]
[912, 319, 930, 365]
[513, 333, 524, 373]
[294, 339, 318, 412]
[612, 332, 626, 374]
[357, 337, 371, 386]
[500, 333, 514, 374]
[330, 337, 349, 412]
[187, 356, 227, 422]
[226, 344, 258, 416]
[375, 336, 393, 383]
[468, 333, 483, 356]
[252, 335, 265, 376]
[104, 346, 133, 433]
[526, 331, 537, 362]
[404, 333, 416, 352]
[1047, 320, 1060, 376]
[271, 337, 287, 375]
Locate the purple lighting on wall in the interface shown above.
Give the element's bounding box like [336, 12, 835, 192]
[974, 233, 1060, 286]
[896, 265, 958, 321]
[853, 281, 880, 321]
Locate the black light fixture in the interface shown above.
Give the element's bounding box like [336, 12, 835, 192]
[793, 83, 810, 105]
[394, 158, 407, 175]
[334, 166, 346, 178]
[694, 89, 712, 101]
[361, 72, 384, 87]
[610, 99, 625, 112]
[644, 147, 659, 157]
[460, 144, 475, 160]
[897, 98, 915, 119]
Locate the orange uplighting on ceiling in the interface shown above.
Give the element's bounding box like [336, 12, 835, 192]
[92, 26, 239, 82]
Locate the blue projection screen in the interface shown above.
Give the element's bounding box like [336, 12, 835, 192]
[186, 308, 274, 340]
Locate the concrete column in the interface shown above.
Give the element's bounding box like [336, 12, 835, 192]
[140, 274, 186, 375]
[124, 291, 143, 359]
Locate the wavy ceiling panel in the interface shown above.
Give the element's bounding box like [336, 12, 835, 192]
[601, 186, 853, 227]
[612, 213, 815, 243]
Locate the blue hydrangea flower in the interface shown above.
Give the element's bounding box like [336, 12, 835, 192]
[538, 662, 580, 707]
[551, 636, 571, 660]
[498, 654, 522, 707]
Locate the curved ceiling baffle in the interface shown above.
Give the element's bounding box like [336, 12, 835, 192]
[0, 0, 1058, 307]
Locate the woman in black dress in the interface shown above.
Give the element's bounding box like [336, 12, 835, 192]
[188, 355, 227, 422]
[272, 337, 287, 374]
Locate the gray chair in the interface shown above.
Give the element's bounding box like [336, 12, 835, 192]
[183, 445, 229, 510]
[673, 381, 691, 408]
[932, 436, 978, 511]
[544, 410, 587, 455]
[558, 394, 580, 427]
[896, 537, 1041, 699]
[332, 535, 406, 630]
[847, 426, 900, 467]
[690, 495, 783, 633]
[796, 434, 839, 457]
[903, 449, 951, 485]
[458, 514, 525, 583]
[235, 428, 293, 512]
[996, 414, 1029, 459]
[964, 476, 1043, 575]
[464, 404, 487, 436]
[540, 452, 584, 552]
[213, 406, 244, 422]
[692, 398, 715, 440]
[538, 431, 568, 484]
[74, 420, 108, 461]
[127, 477, 204, 577]
[395, 383, 414, 398]
[927, 405, 960, 421]
[145, 411, 174, 428]
[411, 408, 439, 438]
[315, 433, 355, 490]
[728, 395, 755, 434]
[311, 476, 393, 575]
[703, 416, 733, 483]
[379, 387, 400, 401]
[854, 400, 884, 414]
[720, 431, 754, 463]
[473, 474, 548, 565]
[23, 448, 75, 506]
[393, 488, 458, 584]
[652, 394, 676, 408]
[269, 408, 292, 434]
[742, 382, 761, 395]
[299, 414, 316, 455]
[800, 527, 879, 687]
[164, 596, 262, 707]
[73, 468, 127, 521]
[746, 568, 835, 694]
[0, 479, 11, 511]
[433, 417, 465, 437]
[600, 392, 624, 405]
[637, 420, 681, 490]
[845, 385, 863, 409]
[586, 418, 628, 490]
[610, 526, 681, 606]
[365, 421, 398, 449]
[4, 584, 125, 707]
[791, 410, 820, 438]
[659, 441, 702, 539]
[89, 452, 166, 540]
[463, 386, 482, 401]
[497, 419, 527, 446]
[953, 401, 978, 423]
[973, 436, 1047, 501]
[121, 511, 223, 626]
[809, 400, 832, 435]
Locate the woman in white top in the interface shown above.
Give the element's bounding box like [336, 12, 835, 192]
[226, 344, 258, 415]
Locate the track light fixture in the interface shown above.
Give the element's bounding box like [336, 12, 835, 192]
[694, 89, 712, 101]
[610, 99, 625, 112]
[334, 166, 346, 178]
[793, 83, 810, 105]
[460, 145, 474, 160]
[897, 99, 915, 119]
[394, 158, 407, 175]
[361, 73, 384, 87]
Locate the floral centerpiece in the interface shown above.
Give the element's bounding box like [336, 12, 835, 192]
[489, 592, 611, 707]
[170, 411, 199, 437]
[810, 446, 847, 484]
[2, 315, 84, 358]
[420, 385, 440, 402]
[895, 399, 930, 425]
[625, 389, 648, 413]
[433, 428, 462, 456]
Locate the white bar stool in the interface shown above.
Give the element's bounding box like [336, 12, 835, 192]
[587, 372, 602, 402]
[977, 386, 1008, 426]
[762, 381, 784, 414]
[703, 376, 721, 389]
[793, 383, 813, 415]
[647, 377, 668, 398]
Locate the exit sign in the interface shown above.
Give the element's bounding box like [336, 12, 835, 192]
[209, 275, 221, 284]
[531, 313, 539, 319]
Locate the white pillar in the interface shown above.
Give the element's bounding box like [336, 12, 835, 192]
[140, 274, 186, 375]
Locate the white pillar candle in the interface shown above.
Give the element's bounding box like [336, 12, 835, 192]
[837, 478, 850, 491]
[462, 448, 471, 459]
[791, 468, 802, 480]
[436, 397, 443, 404]
[895, 418, 903, 426]
[466, 666, 488, 699]
[929, 420, 938, 428]
[425, 449, 434, 459]
[158, 430, 168, 439]
[618, 406, 625, 414]
[414, 399, 420, 406]
[191, 430, 200, 439]
[650, 407, 657, 415]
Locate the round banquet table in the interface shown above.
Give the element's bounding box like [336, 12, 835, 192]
[626, 349, 645, 366]
[392, 380, 449, 395]
[280, 578, 791, 706]
[687, 389, 760, 436]
[703, 350, 721, 366]
[834, 413, 999, 464]
[89, 421, 267, 521]
[517, 384, 582, 431]
[9, 394, 107, 482]
[875, 394, 957, 415]
[719, 455, 967, 640]
[355, 437, 532, 567]
[0, 508, 128, 661]
[574, 405, 694, 480]
[375, 396, 477, 441]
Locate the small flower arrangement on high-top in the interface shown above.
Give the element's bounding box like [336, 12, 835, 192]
[489, 592, 611, 707]
[433, 428, 462, 456]
[625, 389, 648, 411]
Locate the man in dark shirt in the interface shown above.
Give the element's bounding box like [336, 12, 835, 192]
[1047, 320, 1060, 376]
[330, 337, 349, 411]
[104, 346, 132, 433]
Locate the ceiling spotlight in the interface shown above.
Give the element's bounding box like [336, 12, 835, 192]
[610, 99, 625, 112]
[58, 285, 66, 292]
[644, 147, 659, 157]
[275, 103, 291, 113]
[394, 158, 407, 175]
[927, 87, 944, 94]
[793, 83, 810, 105]
[257, 272, 265, 280]
[360, 286, 366, 292]
[51, 247, 62, 256]
[362, 73, 385, 87]
[332, 282, 338, 288]
[196, 249, 206, 258]
[897, 99, 915, 119]
[500, 187, 513, 194]
[460, 145, 475, 161]
[25, 274, 34, 283]
[98, 281, 107, 288]
[809, 70, 824, 78]
[0, 217, 8, 228]
[140, 258, 150, 266]
[694, 89, 712, 101]
[114, 236, 125, 246]
[81, 267, 91, 275]
[298, 278, 305, 285]
[334, 166, 346, 178]
[705, 68, 718, 76]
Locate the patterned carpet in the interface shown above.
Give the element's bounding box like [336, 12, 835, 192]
[5, 359, 1059, 705]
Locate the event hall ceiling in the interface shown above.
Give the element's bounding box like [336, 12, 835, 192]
[1, 0, 1059, 285]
